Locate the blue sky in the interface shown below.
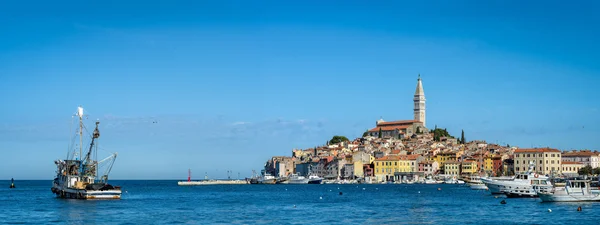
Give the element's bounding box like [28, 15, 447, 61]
[1, 1, 599, 179]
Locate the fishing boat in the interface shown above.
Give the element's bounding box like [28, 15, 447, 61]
[50, 106, 121, 199]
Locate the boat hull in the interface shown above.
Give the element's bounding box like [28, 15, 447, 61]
[51, 187, 121, 200]
[288, 179, 309, 184]
[308, 179, 322, 184]
[538, 193, 600, 202]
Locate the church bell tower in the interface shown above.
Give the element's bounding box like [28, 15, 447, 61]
[414, 74, 426, 127]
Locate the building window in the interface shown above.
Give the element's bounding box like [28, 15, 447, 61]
[539, 160, 542, 165]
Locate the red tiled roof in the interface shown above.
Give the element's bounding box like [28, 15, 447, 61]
[377, 120, 420, 125]
[369, 125, 410, 132]
[562, 161, 584, 165]
[514, 148, 561, 153]
[399, 155, 420, 160]
[375, 156, 400, 161]
[563, 151, 599, 157]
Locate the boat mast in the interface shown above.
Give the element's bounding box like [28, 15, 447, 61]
[78, 106, 84, 174]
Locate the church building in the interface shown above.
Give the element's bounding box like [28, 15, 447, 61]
[368, 75, 428, 139]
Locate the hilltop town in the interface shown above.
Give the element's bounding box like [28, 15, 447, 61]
[262, 76, 600, 182]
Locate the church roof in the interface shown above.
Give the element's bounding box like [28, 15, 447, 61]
[369, 125, 410, 132]
[415, 74, 425, 96]
[376, 120, 420, 126]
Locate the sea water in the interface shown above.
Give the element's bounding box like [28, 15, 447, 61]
[1, 180, 598, 224]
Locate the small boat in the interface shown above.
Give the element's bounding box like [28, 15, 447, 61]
[287, 174, 309, 184]
[10, 178, 15, 188]
[537, 179, 600, 202]
[50, 106, 121, 200]
[258, 174, 277, 184]
[308, 175, 323, 184]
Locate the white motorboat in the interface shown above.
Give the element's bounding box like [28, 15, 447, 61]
[51, 106, 121, 200]
[481, 162, 550, 197]
[288, 174, 309, 184]
[537, 179, 600, 202]
[308, 175, 323, 184]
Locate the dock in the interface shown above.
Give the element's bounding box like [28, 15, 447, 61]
[177, 180, 248, 185]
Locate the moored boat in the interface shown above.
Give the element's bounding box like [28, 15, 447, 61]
[288, 174, 309, 184]
[537, 179, 600, 202]
[308, 175, 323, 184]
[482, 162, 551, 197]
[51, 106, 121, 200]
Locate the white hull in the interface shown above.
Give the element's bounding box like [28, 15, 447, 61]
[539, 193, 600, 202]
[288, 179, 309, 184]
[469, 183, 488, 190]
[51, 186, 121, 200]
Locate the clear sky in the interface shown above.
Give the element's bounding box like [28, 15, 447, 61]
[1, 0, 599, 179]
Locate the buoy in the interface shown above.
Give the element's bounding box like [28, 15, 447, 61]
[494, 196, 498, 198]
[418, 191, 420, 194]
[362, 188, 366, 190]
[319, 196, 323, 200]
[500, 200, 506, 204]
[548, 209, 552, 212]
[339, 192, 343, 195]
[285, 189, 287, 191]
[376, 188, 378, 190]
[577, 206, 582, 211]
[437, 188, 441, 191]
[329, 190, 332, 192]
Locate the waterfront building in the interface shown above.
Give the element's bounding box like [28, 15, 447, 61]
[374, 156, 401, 182]
[461, 160, 478, 175]
[367, 75, 428, 139]
[434, 152, 457, 167]
[561, 161, 584, 177]
[399, 154, 423, 172]
[561, 150, 600, 169]
[492, 155, 503, 176]
[353, 161, 364, 178]
[514, 148, 561, 175]
[484, 155, 493, 174]
[343, 163, 355, 179]
[418, 161, 439, 175]
[444, 161, 461, 176]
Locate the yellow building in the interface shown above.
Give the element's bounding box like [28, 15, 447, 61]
[398, 155, 421, 172]
[353, 161, 364, 178]
[374, 156, 400, 182]
[434, 152, 456, 167]
[484, 155, 494, 173]
[444, 161, 461, 176]
[561, 161, 584, 175]
[514, 148, 561, 175]
[461, 160, 478, 174]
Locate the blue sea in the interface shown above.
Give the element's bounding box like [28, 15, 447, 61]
[1, 180, 598, 224]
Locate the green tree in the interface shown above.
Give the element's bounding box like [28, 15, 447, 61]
[507, 144, 510, 148]
[362, 130, 369, 137]
[594, 167, 600, 175]
[378, 127, 382, 138]
[329, 135, 349, 145]
[461, 129, 465, 144]
[579, 165, 593, 175]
